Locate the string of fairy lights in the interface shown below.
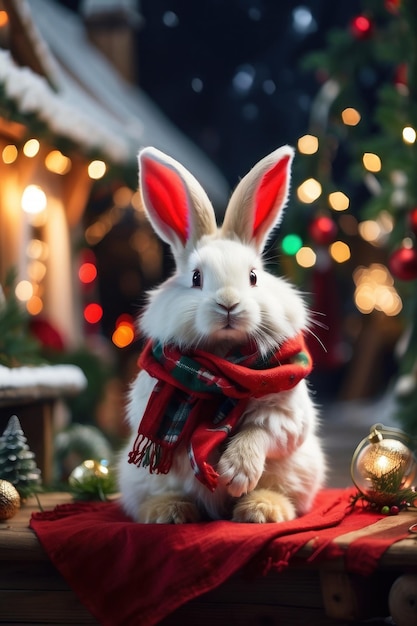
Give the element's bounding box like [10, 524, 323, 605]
[4, 5, 417, 351]
[281, 85, 417, 319]
[3, 119, 412, 351]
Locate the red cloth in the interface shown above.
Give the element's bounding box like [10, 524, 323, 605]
[30, 488, 404, 626]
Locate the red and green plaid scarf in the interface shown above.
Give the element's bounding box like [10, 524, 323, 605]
[128, 336, 312, 491]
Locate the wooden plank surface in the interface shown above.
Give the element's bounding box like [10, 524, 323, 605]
[1, 493, 414, 625]
[2, 493, 417, 566]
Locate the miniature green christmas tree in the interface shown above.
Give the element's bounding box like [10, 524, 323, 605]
[0, 415, 42, 498]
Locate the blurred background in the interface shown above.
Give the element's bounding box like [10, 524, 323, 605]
[1, 0, 416, 486]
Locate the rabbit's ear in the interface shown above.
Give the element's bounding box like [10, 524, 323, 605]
[221, 146, 294, 252]
[139, 147, 217, 253]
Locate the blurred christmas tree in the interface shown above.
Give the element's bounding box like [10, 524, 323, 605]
[0, 270, 43, 367]
[282, 0, 417, 432]
[0, 415, 42, 498]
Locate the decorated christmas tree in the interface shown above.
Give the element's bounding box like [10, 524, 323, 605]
[280, 0, 417, 433]
[0, 415, 42, 498]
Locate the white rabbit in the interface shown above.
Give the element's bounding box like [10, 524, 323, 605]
[118, 145, 326, 524]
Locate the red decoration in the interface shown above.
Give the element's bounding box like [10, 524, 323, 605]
[394, 63, 408, 89]
[409, 207, 417, 236]
[350, 15, 373, 39]
[308, 215, 337, 246]
[385, 0, 401, 14]
[29, 317, 65, 351]
[389, 246, 417, 281]
[84, 303, 103, 324]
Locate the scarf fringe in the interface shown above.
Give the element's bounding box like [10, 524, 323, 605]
[128, 434, 173, 474]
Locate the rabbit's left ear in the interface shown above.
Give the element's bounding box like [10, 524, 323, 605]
[221, 145, 294, 252]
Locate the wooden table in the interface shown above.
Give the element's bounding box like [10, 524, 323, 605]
[0, 493, 416, 625]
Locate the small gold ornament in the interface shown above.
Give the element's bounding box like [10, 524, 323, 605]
[351, 424, 417, 508]
[0, 479, 21, 520]
[68, 459, 115, 501]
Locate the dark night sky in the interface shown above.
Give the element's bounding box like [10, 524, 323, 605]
[137, 0, 360, 185]
[61, 0, 360, 186]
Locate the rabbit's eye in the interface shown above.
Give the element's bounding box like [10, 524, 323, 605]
[192, 270, 202, 288]
[250, 270, 257, 286]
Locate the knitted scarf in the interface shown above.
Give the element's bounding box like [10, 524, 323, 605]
[128, 335, 312, 491]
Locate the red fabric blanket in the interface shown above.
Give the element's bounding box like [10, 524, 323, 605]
[30, 488, 406, 626]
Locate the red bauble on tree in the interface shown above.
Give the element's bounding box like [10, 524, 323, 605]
[408, 207, 417, 236]
[350, 15, 373, 39]
[394, 63, 408, 89]
[385, 0, 401, 14]
[309, 215, 337, 246]
[389, 246, 417, 281]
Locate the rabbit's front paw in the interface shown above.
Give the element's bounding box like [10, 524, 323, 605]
[138, 493, 201, 524]
[232, 489, 296, 523]
[217, 437, 264, 497]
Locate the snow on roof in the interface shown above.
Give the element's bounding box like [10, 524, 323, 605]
[0, 364, 87, 402]
[1, 0, 229, 206]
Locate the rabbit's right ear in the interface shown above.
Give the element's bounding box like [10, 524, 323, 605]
[139, 147, 217, 254]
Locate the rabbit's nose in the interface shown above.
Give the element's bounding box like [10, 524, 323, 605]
[216, 288, 240, 311]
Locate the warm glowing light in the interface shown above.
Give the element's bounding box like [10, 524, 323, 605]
[402, 126, 416, 144]
[88, 160, 106, 179]
[21, 185, 47, 214]
[2, 144, 18, 164]
[28, 260, 47, 282]
[363, 153, 382, 172]
[328, 191, 350, 212]
[131, 191, 144, 211]
[23, 139, 40, 158]
[297, 178, 322, 203]
[113, 186, 134, 207]
[15, 280, 33, 302]
[341, 107, 361, 126]
[78, 262, 97, 284]
[26, 239, 49, 260]
[26, 296, 43, 315]
[112, 324, 135, 348]
[353, 263, 402, 316]
[282, 233, 303, 256]
[84, 303, 103, 324]
[45, 150, 71, 175]
[329, 241, 351, 263]
[358, 213, 393, 246]
[296, 246, 316, 268]
[0, 10, 9, 27]
[297, 134, 319, 155]
[85, 222, 109, 245]
[351, 425, 417, 506]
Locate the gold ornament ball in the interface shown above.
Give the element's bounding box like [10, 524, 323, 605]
[68, 459, 109, 485]
[0, 479, 21, 521]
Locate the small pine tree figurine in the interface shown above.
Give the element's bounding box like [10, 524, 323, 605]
[0, 415, 42, 498]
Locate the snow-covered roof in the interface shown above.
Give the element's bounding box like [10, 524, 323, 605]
[1, 0, 229, 206]
[0, 364, 87, 404]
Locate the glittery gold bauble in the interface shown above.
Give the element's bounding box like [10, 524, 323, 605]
[0, 479, 20, 521]
[68, 459, 109, 484]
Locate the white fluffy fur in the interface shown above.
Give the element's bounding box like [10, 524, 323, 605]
[118, 146, 326, 524]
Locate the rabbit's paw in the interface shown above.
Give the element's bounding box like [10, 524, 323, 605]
[217, 438, 264, 498]
[138, 493, 201, 524]
[232, 489, 296, 523]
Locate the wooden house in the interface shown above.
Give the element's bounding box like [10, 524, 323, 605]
[0, 0, 228, 348]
